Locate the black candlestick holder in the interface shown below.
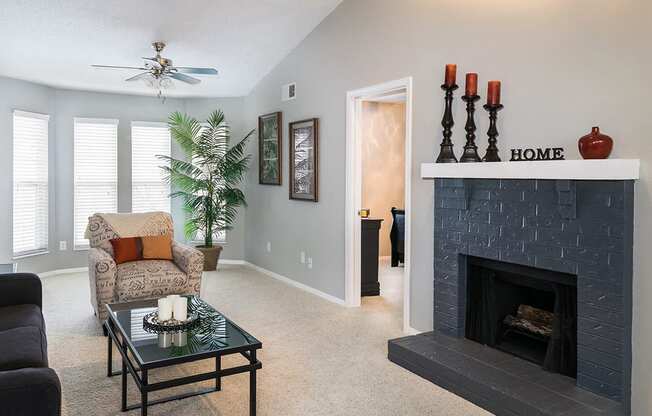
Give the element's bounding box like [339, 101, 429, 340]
[482, 103, 504, 162]
[459, 94, 481, 162]
[436, 83, 458, 163]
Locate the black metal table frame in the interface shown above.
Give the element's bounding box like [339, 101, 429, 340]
[104, 315, 262, 416]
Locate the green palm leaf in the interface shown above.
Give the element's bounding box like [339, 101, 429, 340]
[161, 109, 252, 246]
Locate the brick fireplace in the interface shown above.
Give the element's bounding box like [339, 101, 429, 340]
[389, 161, 637, 416]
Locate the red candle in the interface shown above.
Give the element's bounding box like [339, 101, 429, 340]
[465, 73, 478, 96]
[444, 64, 457, 87]
[487, 80, 501, 105]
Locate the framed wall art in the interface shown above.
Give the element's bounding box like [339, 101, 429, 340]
[289, 118, 319, 202]
[258, 111, 282, 185]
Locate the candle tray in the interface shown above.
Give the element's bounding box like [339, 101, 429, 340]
[143, 310, 200, 334]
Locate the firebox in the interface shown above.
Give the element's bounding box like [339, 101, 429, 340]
[463, 255, 577, 377]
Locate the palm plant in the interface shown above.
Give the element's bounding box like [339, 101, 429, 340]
[159, 110, 253, 248]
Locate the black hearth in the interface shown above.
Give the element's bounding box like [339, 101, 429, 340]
[464, 256, 577, 377]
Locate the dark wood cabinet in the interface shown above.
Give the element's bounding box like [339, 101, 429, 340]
[361, 218, 382, 296]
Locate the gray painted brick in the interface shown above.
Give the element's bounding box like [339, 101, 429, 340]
[578, 317, 625, 341]
[534, 256, 578, 275]
[433, 178, 633, 406]
[577, 333, 623, 356]
[472, 179, 500, 190]
[500, 180, 535, 191]
[578, 359, 622, 388]
[536, 228, 579, 247]
[577, 346, 622, 372]
[441, 178, 465, 188]
[489, 212, 523, 228]
[525, 243, 563, 259]
[578, 234, 624, 252]
[440, 198, 467, 210]
[579, 304, 624, 327]
[501, 225, 537, 242]
[577, 374, 622, 402]
[562, 247, 608, 266]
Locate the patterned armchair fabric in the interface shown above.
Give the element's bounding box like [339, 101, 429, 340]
[86, 212, 203, 323]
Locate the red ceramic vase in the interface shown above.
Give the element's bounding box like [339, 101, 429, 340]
[578, 127, 613, 159]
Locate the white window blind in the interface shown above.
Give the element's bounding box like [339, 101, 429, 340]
[13, 110, 49, 257]
[74, 118, 118, 249]
[131, 121, 171, 213]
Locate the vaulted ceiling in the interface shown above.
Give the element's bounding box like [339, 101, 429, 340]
[0, 0, 342, 97]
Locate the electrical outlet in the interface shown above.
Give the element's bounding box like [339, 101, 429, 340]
[266, 241, 272, 253]
[300, 251, 306, 264]
[59, 241, 67, 251]
[307, 257, 313, 269]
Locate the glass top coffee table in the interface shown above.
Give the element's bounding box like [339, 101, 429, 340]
[104, 296, 262, 416]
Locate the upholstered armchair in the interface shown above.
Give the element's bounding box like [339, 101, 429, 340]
[86, 212, 203, 324]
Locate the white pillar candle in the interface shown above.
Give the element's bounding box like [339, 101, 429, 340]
[173, 297, 188, 321]
[157, 298, 172, 321]
[167, 294, 180, 303]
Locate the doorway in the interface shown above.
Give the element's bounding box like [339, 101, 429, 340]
[345, 77, 413, 333]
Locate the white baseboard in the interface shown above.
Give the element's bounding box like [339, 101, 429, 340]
[403, 326, 421, 335]
[39, 267, 88, 278]
[218, 259, 246, 265]
[243, 261, 346, 306]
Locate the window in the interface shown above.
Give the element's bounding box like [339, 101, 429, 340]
[131, 121, 171, 213]
[13, 110, 49, 257]
[74, 118, 118, 249]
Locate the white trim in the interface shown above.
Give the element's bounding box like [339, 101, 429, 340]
[404, 326, 421, 336]
[13, 250, 49, 260]
[38, 267, 88, 278]
[13, 110, 50, 121]
[218, 259, 245, 265]
[74, 117, 119, 125]
[345, 77, 414, 334]
[421, 159, 640, 181]
[131, 121, 169, 128]
[244, 262, 346, 306]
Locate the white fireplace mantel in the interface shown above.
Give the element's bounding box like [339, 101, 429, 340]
[421, 159, 640, 181]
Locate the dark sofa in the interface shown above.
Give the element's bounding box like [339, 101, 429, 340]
[0, 273, 61, 416]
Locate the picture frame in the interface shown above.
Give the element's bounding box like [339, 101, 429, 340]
[289, 118, 319, 202]
[258, 111, 282, 185]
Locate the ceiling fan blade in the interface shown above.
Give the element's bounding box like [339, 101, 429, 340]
[169, 72, 201, 85]
[92, 64, 147, 70]
[125, 72, 152, 82]
[175, 67, 218, 75]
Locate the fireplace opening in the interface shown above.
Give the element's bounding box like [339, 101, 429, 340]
[463, 256, 577, 378]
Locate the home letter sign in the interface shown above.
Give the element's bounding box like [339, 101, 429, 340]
[510, 147, 564, 161]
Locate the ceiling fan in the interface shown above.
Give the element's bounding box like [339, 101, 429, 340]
[92, 41, 218, 96]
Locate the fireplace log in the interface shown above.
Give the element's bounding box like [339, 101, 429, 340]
[503, 305, 554, 338]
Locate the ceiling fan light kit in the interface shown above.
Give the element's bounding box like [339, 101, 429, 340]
[91, 41, 218, 99]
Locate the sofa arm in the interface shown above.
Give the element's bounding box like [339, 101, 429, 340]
[0, 273, 42, 309]
[172, 241, 204, 293]
[0, 367, 61, 416]
[88, 247, 117, 322]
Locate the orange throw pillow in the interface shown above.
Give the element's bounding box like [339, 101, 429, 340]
[141, 235, 173, 260]
[110, 237, 142, 264]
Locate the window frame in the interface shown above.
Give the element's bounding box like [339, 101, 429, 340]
[12, 110, 50, 259]
[73, 117, 119, 250]
[130, 120, 172, 214]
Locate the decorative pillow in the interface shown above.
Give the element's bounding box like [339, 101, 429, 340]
[110, 237, 143, 264]
[141, 234, 173, 260]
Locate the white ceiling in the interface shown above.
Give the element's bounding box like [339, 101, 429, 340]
[0, 0, 342, 97]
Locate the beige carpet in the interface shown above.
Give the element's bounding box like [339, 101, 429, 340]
[42, 264, 490, 416]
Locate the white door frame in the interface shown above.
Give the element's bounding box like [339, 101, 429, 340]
[344, 77, 414, 334]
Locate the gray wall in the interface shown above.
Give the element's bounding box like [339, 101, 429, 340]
[0, 77, 248, 272]
[242, 0, 652, 413]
